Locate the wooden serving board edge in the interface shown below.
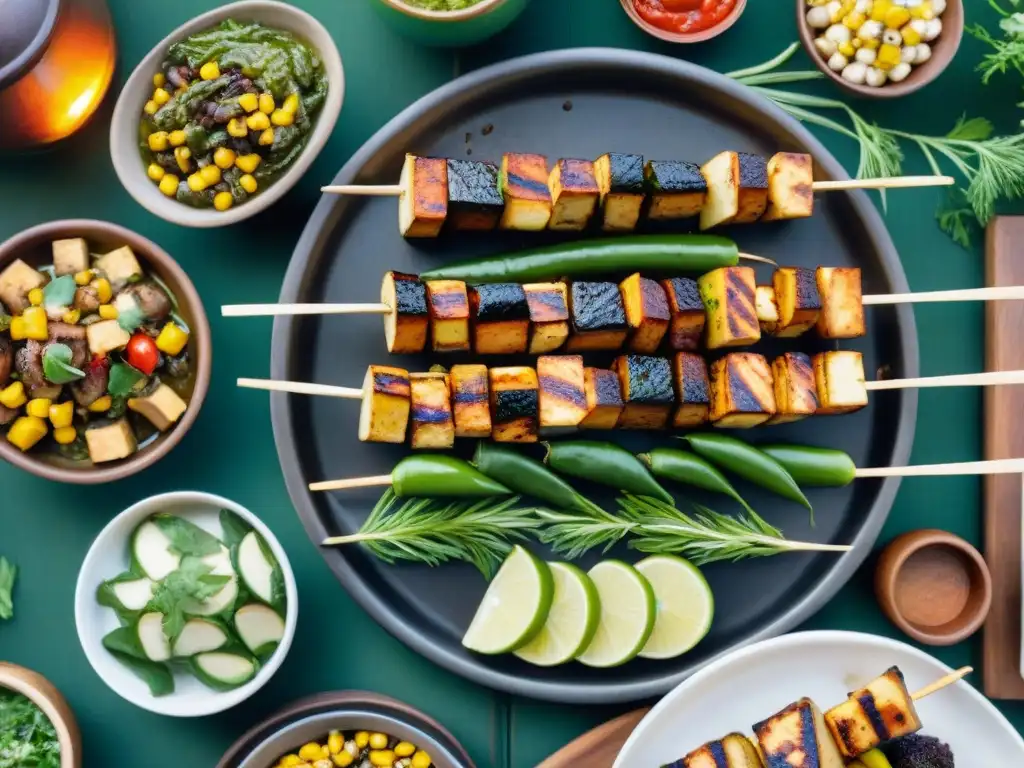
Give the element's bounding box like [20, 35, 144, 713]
[537, 708, 650, 768]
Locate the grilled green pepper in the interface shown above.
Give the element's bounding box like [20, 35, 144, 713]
[473, 442, 599, 514]
[543, 440, 673, 503]
[758, 444, 857, 488]
[391, 455, 511, 498]
[639, 448, 755, 515]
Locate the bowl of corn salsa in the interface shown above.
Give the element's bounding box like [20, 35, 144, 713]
[111, 1, 343, 227]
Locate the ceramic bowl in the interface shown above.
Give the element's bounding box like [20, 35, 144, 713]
[372, 0, 532, 47]
[618, 0, 747, 44]
[0, 219, 211, 484]
[0, 663, 81, 768]
[796, 0, 963, 98]
[110, 0, 344, 227]
[74, 491, 298, 717]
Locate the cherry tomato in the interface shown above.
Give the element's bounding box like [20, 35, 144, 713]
[126, 333, 159, 375]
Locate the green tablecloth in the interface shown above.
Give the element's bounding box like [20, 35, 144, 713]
[2, 0, 1023, 765]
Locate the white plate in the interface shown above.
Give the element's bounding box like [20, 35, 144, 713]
[616, 630, 1024, 767]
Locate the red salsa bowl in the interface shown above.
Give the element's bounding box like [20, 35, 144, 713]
[619, 0, 747, 43]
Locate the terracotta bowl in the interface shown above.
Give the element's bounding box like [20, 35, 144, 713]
[796, 0, 963, 98]
[0, 219, 211, 484]
[0, 662, 81, 768]
[619, 0, 747, 44]
[875, 528, 992, 645]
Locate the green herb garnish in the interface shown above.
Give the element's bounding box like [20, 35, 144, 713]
[41, 343, 84, 385]
[107, 362, 146, 396]
[0, 688, 60, 767]
[42, 275, 76, 311]
[148, 557, 231, 641]
[0, 557, 16, 620]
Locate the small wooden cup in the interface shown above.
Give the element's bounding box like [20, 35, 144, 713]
[0, 663, 81, 768]
[619, 0, 748, 44]
[875, 528, 992, 646]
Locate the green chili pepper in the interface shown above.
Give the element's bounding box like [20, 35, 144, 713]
[391, 455, 511, 498]
[639, 448, 756, 515]
[418, 235, 739, 284]
[758, 445, 857, 488]
[683, 434, 812, 513]
[543, 441, 673, 504]
[473, 442, 598, 513]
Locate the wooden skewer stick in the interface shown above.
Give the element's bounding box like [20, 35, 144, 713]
[910, 666, 973, 700]
[321, 184, 403, 196]
[855, 459, 1024, 479]
[864, 285, 1024, 305]
[866, 369, 1024, 391]
[236, 378, 363, 399]
[222, 303, 391, 318]
[310, 475, 393, 492]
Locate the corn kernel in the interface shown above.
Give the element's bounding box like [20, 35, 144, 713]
[153, 87, 171, 106]
[73, 270, 93, 286]
[88, 395, 113, 413]
[147, 163, 165, 181]
[862, 36, 880, 49]
[332, 754, 353, 768]
[53, 426, 77, 445]
[901, 25, 922, 45]
[259, 128, 275, 146]
[62, 309, 81, 325]
[23, 307, 47, 340]
[876, 42, 902, 69]
[200, 61, 221, 80]
[27, 288, 43, 306]
[283, 93, 300, 115]
[187, 173, 209, 192]
[270, 109, 294, 127]
[213, 147, 236, 169]
[99, 305, 119, 320]
[214, 192, 234, 211]
[175, 146, 192, 174]
[870, 0, 892, 22]
[227, 118, 249, 138]
[838, 41, 856, 57]
[279, 756, 303, 767]
[168, 129, 187, 148]
[236, 154, 261, 174]
[368, 734, 388, 750]
[259, 93, 275, 114]
[354, 733, 369, 749]
[144, 100, 159, 115]
[369, 751, 395, 767]
[909, 0, 933, 19]
[0, 382, 27, 409]
[148, 131, 169, 151]
[49, 401, 74, 429]
[298, 744, 323, 762]
[155, 322, 189, 356]
[159, 174, 179, 197]
[327, 731, 344, 755]
[92, 278, 112, 304]
[884, 6, 911, 28]
[843, 11, 866, 29]
[153, 73, 166, 88]
[411, 751, 432, 768]
[199, 164, 222, 185]
[238, 92, 259, 113]
[7, 416, 47, 452]
[8, 317, 25, 341]
[240, 174, 258, 194]
[394, 742, 416, 758]
[26, 398, 52, 419]
[247, 111, 270, 131]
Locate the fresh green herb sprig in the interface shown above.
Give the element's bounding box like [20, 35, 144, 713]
[970, 0, 1024, 84]
[0, 689, 60, 768]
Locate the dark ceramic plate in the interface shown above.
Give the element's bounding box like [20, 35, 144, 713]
[270, 48, 918, 704]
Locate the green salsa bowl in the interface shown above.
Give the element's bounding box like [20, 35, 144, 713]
[372, 0, 532, 47]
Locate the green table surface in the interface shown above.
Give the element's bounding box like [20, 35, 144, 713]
[2, 0, 1023, 765]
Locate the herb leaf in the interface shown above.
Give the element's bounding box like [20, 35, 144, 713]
[42, 343, 85, 385]
[0, 688, 61, 766]
[152, 513, 222, 556]
[148, 556, 231, 640]
[42, 275, 76, 310]
[101, 628, 175, 697]
[117, 298, 146, 333]
[219, 509, 253, 549]
[0, 557, 16, 620]
[0, 314, 10, 334]
[108, 362, 146, 396]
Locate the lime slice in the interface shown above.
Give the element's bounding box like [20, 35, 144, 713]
[575, 560, 655, 668]
[514, 563, 600, 667]
[636, 554, 714, 660]
[462, 546, 553, 655]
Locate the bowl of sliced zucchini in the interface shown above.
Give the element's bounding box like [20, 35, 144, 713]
[73, 491, 297, 717]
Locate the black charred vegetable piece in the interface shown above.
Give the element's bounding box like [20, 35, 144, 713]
[489, 366, 539, 443]
[469, 283, 530, 354]
[446, 159, 504, 231]
[613, 355, 675, 429]
[644, 160, 708, 221]
[661, 277, 705, 351]
[580, 368, 624, 430]
[381, 271, 429, 354]
[671, 351, 710, 428]
[594, 152, 645, 232]
[565, 281, 628, 352]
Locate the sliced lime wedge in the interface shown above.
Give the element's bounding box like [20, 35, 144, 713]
[636, 554, 714, 660]
[575, 560, 655, 668]
[514, 562, 600, 667]
[462, 545, 553, 655]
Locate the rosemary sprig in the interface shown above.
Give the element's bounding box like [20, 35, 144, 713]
[321, 490, 538, 578]
[536, 507, 636, 560]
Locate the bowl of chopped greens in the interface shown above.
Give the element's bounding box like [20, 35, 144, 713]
[373, 0, 533, 47]
[0, 663, 80, 768]
[111, 1, 343, 227]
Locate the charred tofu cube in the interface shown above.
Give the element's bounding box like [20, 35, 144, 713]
[620, 273, 670, 354]
[127, 383, 188, 432]
[644, 160, 707, 221]
[381, 271, 429, 354]
[409, 372, 455, 449]
[0, 259, 46, 314]
[681, 733, 765, 768]
[756, 285, 780, 335]
[672, 352, 711, 428]
[816, 267, 866, 339]
[357, 365, 410, 444]
[94, 246, 142, 289]
[565, 281, 628, 352]
[548, 159, 600, 231]
[825, 667, 922, 759]
[446, 159, 503, 231]
[699, 267, 760, 349]
[499, 153, 552, 231]
[470, 283, 530, 354]
[762, 152, 815, 222]
[699, 151, 769, 230]
[489, 366, 539, 443]
[768, 352, 818, 425]
[813, 351, 867, 415]
[613, 355, 674, 430]
[594, 153, 645, 231]
[538, 355, 587, 432]
[754, 698, 846, 768]
[449, 364, 491, 438]
[524, 282, 570, 354]
[580, 368, 623, 430]
[774, 266, 821, 337]
[52, 238, 90, 276]
[426, 280, 470, 353]
[710, 352, 776, 428]
[661, 277, 705, 352]
[398, 154, 448, 238]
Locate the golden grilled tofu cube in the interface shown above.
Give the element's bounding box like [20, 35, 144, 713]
[398, 154, 448, 238]
[0, 258, 46, 314]
[700, 267, 760, 350]
[620, 273, 670, 354]
[613, 355, 674, 430]
[500, 153, 552, 231]
[813, 351, 867, 415]
[409, 372, 454, 449]
[699, 151, 769, 230]
[672, 352, 711, 428]
[768, 352, 818, 425]
[756, 285, 780, 335]
[537, 355, 587, 432]
[426, 280, 470, 353]
[645, 160, 707, 220]
[489, 366, 539, 443]
[446, 158, 504, 231]
[580, 368, 623, 430]
[754, 698, 845, 768]
[816, 267, 866, 339]
[681, 733, 765, 768]
[449, 364, 491, 438]
[565, 281, 629, 352]
[762, 152, 815, 222]
[548, 159, 600, 231]
[381, 271, 429, 354]
[594, 152, 645, 231]
[524, 282, 570, 354]
[661, 277, 705, 352]
[470, 283, 530, 354]
[825, 667, 922, 759]
[774, 267, 821, 338]
[358, 366, 411, 444]
[710, 353, 776, 428]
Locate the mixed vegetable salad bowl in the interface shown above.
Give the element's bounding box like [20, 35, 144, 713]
[0, 662, 81, 768]
[372, 0, 532, 47]
[74, 491, 298, 717]
[0, 220, 210, 485]
[110, 0, 343, 227]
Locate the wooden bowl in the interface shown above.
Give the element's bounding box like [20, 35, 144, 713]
[875, 528, 992, 645]
[796, 0, 963, 98]
[0, 662, 81, 768]
[619, 0, 747, 44]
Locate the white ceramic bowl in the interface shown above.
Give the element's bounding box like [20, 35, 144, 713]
[110, 0, 344, 228]
[74, 491, 298, 717]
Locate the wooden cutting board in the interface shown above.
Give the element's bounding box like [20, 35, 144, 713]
[983, 216, 1024, 699]
[537, 708, 649, 768]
